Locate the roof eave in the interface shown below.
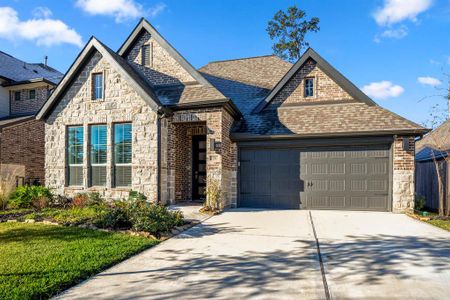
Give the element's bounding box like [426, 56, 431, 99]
[167, 98, 243, 120]
[231, 128, 430, 142]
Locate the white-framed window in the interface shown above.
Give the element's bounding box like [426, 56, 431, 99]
[67, 126, 84, 186]
[114, 123, 132, 187]
[304, 78, 314, 97]
[28, 89, 36, 100]
[141, 44, 152, 67]
[90, 125, 107, 186]
[92, 73, 103, 100]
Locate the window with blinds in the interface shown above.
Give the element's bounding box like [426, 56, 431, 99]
[90, 125, 107, 186]
[141, 44, 152, 67]
[67, 126, 84, 186]
[114, 123, 132, 187]
[92, 73, 103, 100]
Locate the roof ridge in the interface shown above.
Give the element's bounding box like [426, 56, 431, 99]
[204, 54, 282, 65]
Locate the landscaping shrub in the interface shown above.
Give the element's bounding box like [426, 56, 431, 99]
[72, 193, 90, 208]
[415, 194, 426, 212]
[8, 186, 53, 209]
[94, 207, 132, 230]
[126, 197, 184, 237]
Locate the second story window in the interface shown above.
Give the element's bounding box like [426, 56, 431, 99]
[304, 78, 314, 97]
[14, 91, 21, 101]
[92, 73, 103, 100]
[141, 44, 152, 67]
[29, 89, 36, 100]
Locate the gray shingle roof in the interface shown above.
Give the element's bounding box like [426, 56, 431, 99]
[200, 52, 427, 137]
[0, 51, 63, 85]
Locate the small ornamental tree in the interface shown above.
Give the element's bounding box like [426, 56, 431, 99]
[267, 5, 320, 63]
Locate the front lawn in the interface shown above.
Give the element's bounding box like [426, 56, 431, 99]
[0, 222, 158, 300]
[427, 219, 450, 232]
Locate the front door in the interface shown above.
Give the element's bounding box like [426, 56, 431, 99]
[192, 135, 207, 200]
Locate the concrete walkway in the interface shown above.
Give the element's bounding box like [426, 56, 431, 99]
[55, 210, 450, 299]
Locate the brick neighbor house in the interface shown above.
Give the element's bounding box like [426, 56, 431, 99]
[0, 51, 62, 185]
[37, 18, 428, 212]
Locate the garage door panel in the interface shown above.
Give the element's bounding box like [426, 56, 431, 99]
[239, 146, 390, 211]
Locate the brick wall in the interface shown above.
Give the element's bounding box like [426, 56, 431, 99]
[0, 119, 45, 184]
[392, 136, 415, 212]
[163, 107, 236, 208]
[10, 86, 50, 115]
[125, 31, 196, 86]
[266, 59, 354, 110]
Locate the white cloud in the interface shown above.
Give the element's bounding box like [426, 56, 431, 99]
[75, 0, 166, 22]
[32, 6, 52, 19]
[0, 7, 83, 47]
[362, 81, 405, 99]
[148, 3, 167, 18]
[380, 25, 408, 39]
[418, 76, 442, 86]
[374, 0, 433, 26]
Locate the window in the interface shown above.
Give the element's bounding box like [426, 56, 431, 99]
[114, 123, 132, 187]
[304, 78, 314, 97]
[29, 89, 36, 100]
[90, 125, 107, 186]
[141, 44, 152, 67]
[14, 91, 21, 101]
[67, 126, 84, 186]
[92, 73, 103, 100]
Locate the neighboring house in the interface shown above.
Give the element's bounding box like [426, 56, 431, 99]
[0, 51, 63, 185]
[415, 120, 450, 211]
[37, 18, 427, 213]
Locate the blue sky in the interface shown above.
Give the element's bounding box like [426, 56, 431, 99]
[1, 0, 449, 126]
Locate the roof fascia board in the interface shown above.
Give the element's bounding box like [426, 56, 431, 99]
[117, 19, 213, 87]
[167, 98, 243, 120]
[231, 128, 429, 142]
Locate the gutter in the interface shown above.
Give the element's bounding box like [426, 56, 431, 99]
[231, 128, 431, 142]
[167, 98, 243, 120]
[2, 78, 57, 87]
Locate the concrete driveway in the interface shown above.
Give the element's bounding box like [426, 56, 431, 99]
[56, 210, 450, 300]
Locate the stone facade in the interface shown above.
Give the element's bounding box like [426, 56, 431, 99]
[267, 59, 354, 110]
[125, 31, 196, 86]
[45, 51, 159, 200]
[392, 136, 416, 213]
[0, 119, 45, 184]
[10, 86, 50, 115]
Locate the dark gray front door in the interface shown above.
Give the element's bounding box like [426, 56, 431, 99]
[239, 146, 390, 211]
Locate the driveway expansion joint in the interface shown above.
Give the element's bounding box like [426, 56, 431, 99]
[309, 210, 331, 300]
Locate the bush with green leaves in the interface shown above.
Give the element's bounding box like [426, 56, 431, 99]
[8, 186, 53, 209]
[124, 192, 184, 237]
[94, 206, 132, 230]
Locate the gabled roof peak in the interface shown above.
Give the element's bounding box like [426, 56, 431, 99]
[117, 18, 213, 88]
[37, 36, 163, 120]
[252, 48, 377, 113]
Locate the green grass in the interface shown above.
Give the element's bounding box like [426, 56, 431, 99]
[24, 207, 108, 224]
[0, 208, 32, 216]
[0, 222, 158, 299]
[427, 219, 450, 232]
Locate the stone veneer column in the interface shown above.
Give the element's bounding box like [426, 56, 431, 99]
[392, 136, 415, 213]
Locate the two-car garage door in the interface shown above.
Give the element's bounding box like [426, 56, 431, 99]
[239, 146, 390, 211]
